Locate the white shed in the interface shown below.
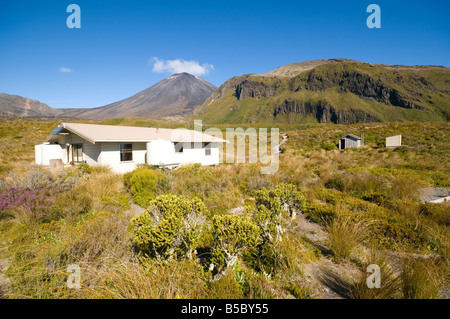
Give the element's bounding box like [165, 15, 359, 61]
[35, 123, 227, 173]
[339, 134, 362, 150]
[386, 135, 402, 148]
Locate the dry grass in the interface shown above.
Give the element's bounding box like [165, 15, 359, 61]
[71, 259, 209, 299]
[349, 250, 402, 299]
[325, 216, 367, 261]
[401, 256, 447, 299]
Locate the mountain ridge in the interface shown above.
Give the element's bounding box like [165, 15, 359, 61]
[193, 59, 450, 124]
[0, 93, 61, 118]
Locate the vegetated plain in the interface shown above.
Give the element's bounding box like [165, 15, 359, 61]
[0, 117, 448, 299]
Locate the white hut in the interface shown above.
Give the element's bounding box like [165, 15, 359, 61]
[339, 134, 362, 150]
[35, 123, 227, 173]
[386, 135, 402, 148]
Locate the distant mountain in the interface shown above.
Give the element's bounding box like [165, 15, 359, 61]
[0, 93, 61, 118]
[62, 73, 217, 120]
[194, 59, 450, 124]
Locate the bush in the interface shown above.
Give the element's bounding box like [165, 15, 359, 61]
[320, 141, 337, 151]
[304, 202, 336, 224]
[128, 168, 168, 207]
[24, 170, 55, 190]
[324, 175, 345, 192]
[77, 163, 92, 176]
[252, 183, 306, 243]
[210, 214, 261, 280]
[130, 194, 207, 262]
[0, 187, 57, 220]
[101, 194, 130, 213]
[208, 268, 244, 298]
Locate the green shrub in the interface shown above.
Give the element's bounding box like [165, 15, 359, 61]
[253, 183, 306, 242]
[123, 171, 133, 190]
[320, 141, 337, 151]
[77, 163, 92, 176]
[304, 202, 336, 224]
[130, 194, 207, 262]
[210, 214, 261, 280]
[128, 167, 168, 207]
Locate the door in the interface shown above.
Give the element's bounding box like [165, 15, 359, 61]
[340, 139, 345, 150]
[72, 144, 83, 162]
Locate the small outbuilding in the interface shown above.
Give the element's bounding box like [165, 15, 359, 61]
[339, 134, 362, 150]
[386, 135, 402, 148]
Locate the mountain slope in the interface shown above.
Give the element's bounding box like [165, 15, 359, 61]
[194, 59, 450, 124]
[63, 73, 217, 120]
[0, 93, 61, 118]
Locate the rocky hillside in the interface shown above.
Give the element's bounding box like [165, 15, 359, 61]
[62, 73, 217, 120]
[194, 59, 450, 124]
[0, 93, 61, 118]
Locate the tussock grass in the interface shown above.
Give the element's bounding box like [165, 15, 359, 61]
[71, 259, 208, 299]
[401, 256, 447, 299]
[326, 216, 367, 261]
[349, 250, 402, 299]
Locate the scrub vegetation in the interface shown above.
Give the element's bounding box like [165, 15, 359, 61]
[0, 118, 448, 299]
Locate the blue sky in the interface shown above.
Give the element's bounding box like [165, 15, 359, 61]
[0, 0, 449, 109]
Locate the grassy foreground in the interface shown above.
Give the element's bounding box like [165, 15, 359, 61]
[0, 118, 448, 299]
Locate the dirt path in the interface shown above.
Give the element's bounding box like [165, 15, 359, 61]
[293, 213, 362, 299]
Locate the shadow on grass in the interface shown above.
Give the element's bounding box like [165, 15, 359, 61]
[316, 266, 352, 299]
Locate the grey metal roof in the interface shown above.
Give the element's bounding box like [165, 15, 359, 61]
[340, 134, 361, 140]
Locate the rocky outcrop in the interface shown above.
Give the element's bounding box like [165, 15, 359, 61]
[231, 69, 427, 111]
[336, 71, 426, 110]
[234, 79, 280, 100]
[273, 99, 379, 124]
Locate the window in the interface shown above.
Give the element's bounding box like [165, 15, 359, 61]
[175, 142, 183, 153]
[72, 144, 83, 162]
[204, 143, 211, 156]
[120, 143, 133, 162]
